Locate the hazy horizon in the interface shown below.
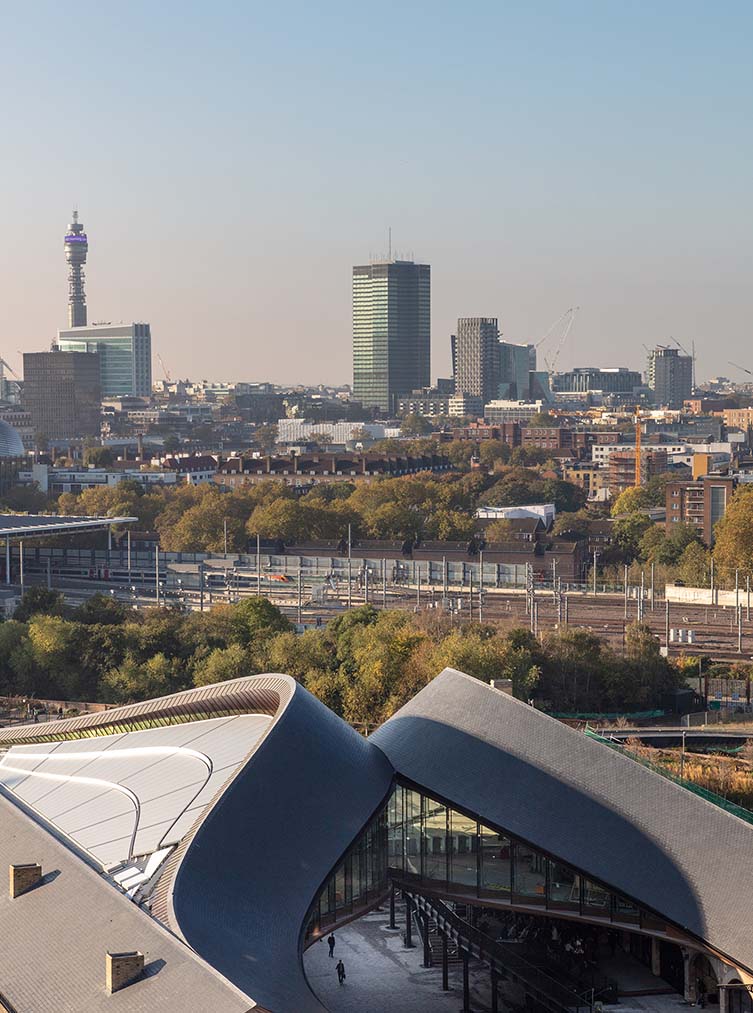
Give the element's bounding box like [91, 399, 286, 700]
[2, 1, 752, 387]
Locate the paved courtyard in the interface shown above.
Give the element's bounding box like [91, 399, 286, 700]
[305, 905, 492, 1012]
[305, 904, 689, 1013]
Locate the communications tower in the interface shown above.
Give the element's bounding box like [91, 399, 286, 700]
[64, 209, 88, 327]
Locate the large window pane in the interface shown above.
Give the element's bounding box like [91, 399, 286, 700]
[334, 863, 346, 913]
[404, 789, 422, 877]
[582, 878, 610, 915]
[388, 786, 404, 873]
[422, 797, 447, 885]
[480, 825, 512, 899]
[614, 894, 639, 924]
[449, 810, 478, 891]
[547, 859, 579, 911]
[513, 843, 546, 904]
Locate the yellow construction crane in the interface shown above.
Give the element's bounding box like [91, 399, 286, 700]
[635, 416, 642, 487]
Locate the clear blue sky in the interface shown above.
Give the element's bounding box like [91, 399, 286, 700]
[2, 1, 751, 385]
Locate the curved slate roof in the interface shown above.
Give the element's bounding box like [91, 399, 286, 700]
[370, 668, 753, 974]
[164, 675, 394, 1013]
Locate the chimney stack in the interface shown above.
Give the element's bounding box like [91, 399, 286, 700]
[9, 863, 41, 898]
[106, 951, 144, 994]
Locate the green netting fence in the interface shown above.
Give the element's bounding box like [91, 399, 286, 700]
[585, 728, 753, 828]
[547, 709, 664, 721]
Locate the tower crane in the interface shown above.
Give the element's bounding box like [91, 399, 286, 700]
[0, 357, 20, 380]
[729, 361, 753, 377]
[545, 306, 579, 373]
[157, 354, 173, 383]
[532, 306, 579, 374]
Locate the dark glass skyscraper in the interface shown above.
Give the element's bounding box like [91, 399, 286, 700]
[352, 259, 430, 412]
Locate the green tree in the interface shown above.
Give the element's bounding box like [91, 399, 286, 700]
[612, 513, 654, 561]
[713, 486, 753, 584]
[14, 587, 66, 623]
[611, 486, 653, 517]
[75, 593, 129, 625]
[230, 597, 292, 644]
[101, 652, 182, 704]
[193, 643, 249, 687]
[0, 483, 51, 512]
[400, 414, 433, 437]
[254, 424, 278, 452]
[247, 499, 306, 543]
[677, 541, 711, 586]
[552, 509, 592, 540]
[83, 446, 115, 467]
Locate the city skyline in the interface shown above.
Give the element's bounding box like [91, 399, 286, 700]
[2, 3, 752, 386]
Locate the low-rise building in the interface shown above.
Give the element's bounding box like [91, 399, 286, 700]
[214, 452, 451, 490]
[562, 462, 610, 499]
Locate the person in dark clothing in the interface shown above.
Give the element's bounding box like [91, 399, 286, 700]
[336, 959, 346, 985]
[327, 934, 335, 958]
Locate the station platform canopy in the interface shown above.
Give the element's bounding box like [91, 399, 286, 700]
[0, 514, 138, 538]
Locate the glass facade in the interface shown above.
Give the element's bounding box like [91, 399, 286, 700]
[352, 261, 430, 411]
[58, 323, 152, 396]
[305, 782, 658, 948]
[387, 784, 647, 928]
[305, 806, 389, 944]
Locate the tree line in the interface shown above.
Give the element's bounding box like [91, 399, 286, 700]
[0, 589, 685, 721]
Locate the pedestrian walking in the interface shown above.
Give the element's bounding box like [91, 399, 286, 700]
[327, 934, 335, 958]
[336, 959, 346, 985]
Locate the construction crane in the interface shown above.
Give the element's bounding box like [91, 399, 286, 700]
[157, 354, 172, 383]
[635, 415, 642, 488]
[0, 357, 20, 380]
[729, 361, 753, 377]
[545, 306, 579, 373]
[532, 306, 579, 374]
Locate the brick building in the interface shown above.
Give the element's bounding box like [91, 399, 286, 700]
[665, 475, 736, 544]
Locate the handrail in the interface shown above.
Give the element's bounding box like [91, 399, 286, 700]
[407, 890, 592, 1013]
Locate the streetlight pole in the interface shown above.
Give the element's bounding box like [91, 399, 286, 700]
[155, 546, 160, 605]
[256, 533, 261, 596]
[224, 518, 228, 556]
[592, 550, 599, 597]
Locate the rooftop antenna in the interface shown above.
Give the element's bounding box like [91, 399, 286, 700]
[388, 226, 392, 261]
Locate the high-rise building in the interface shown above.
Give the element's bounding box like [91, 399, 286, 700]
[499, 341, 534, 400]
[353, 259, 430, 412]
[57, 322, 152, 397]
[64, 210, 88, 328]
[647, 347, 693, 408]
[453, 318, 500, 404]
[22, 351, 101, 441]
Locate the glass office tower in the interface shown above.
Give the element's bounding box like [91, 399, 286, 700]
[353, 260, 430, 412]
[57, 322, 152, 397]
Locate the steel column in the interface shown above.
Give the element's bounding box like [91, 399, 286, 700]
[462, 947, 470, 1012]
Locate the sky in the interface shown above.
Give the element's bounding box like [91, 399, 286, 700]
[2, 1, 752, 387]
